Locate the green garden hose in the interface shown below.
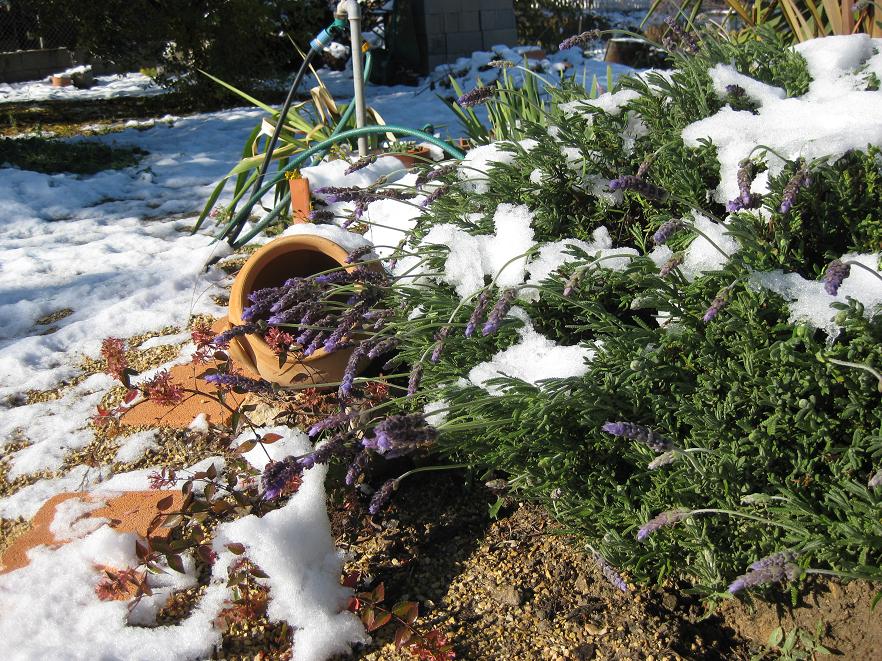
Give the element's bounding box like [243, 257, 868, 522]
[226, 125, 466, 247]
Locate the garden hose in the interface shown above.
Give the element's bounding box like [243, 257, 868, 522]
[254, 18, 349, 197]
[227, 125, 467, 247]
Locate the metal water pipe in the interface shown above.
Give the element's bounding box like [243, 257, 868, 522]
[336, 0, 369, 157]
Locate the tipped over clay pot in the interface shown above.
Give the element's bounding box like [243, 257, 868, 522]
[227, 234, 366, 387]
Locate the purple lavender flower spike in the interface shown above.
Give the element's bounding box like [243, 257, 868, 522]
[563, 270, 582, 297]
[601, 421, 674, 452]
[664, 17, 699, 54]
[261, 457, 302, 501]
[648, 451, 678, 470]
[346, 450, 370, 486]
[367, 337, 399, 359]
[363, 413, 438, 458]
[659, 254, 684, 278]
[407, 363, 424, 396]
[779, 165, 812, 213]
[729, 552, 802, 593]
[592, 553, 629, 593]
[417, 164, 456, 187]
[637, 508, 691, 541]
[482, 288, 517, 336]
[608, 175, 667, 201]
[298, 434, 347, 469]
[725, 84, 745, 98]
[823, 260, 850, 296]
[212, 323, 260, 347]
[346, 245, 373, 264]
[653, 220, 685, 245]
[308, 209, 335, 223]
[345, 154, 378, 175]
[558, 30, 601, 51]
[203, 373, 273, 394]
[420, 184, 450, 208]
[466, 290, 492, 337]
[431, 326, 451, 364]
[308, 411, 357, 437]
[368, 479, 397, 515]
[748, 550, 799, 571]
[457, 85, 497, 108]
[339, 341, 372, 400]
[703, 290, 729, 323]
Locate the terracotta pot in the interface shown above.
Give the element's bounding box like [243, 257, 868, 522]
[227, 234, 364, 386]
[288, 175, 311, 224]
[51, 75, 72, 87]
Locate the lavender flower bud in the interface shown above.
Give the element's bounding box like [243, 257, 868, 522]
[609, 175, 667, 201]
[203, 373, 273, 394]
[416, 164, 457, 187]
[659, 254, 684, 278]
[308, 209, 335, 223]
[823, 260, 850, 296]
[407, 363, 424, 396]
[345, 154, 378, 175]
[420, 184, 450, 208]
[212, 323, 260, 347]
[592, 552, 629, 592]
[558, 30, 602, 51]
[482, 288, 517, 336]
[725, 84, 746, 98]
[346, 246, 373, 264]
[308, 411, 356, 437]
[457, 85, 497, 108]
[466, 290, 492, 337]
[664, 17, 699, 54]
[637, 508, 690, 541]
[636, 160, 651, 179]
[339, 341, 372, 400]
[601, 421, 674, 452]
[314, 186, 363, 204]
[489, 59, 515, 68]
[779, 165, 811, 213]
[367, 337, 399, 359]
[868, 469, 882, 489]
[729, 553, 802, 593]
[298, 434, 347, 469]
[653, 220, 685, 245]
[702, 290, 729, 323]
[368, 479, 397, 515]
[431, 326, 451, 363]
[261, 457, 302, 500]
[648, 451, 679, 470]
[363, 413, 438, 458]
[346, 450, 370, 486]
[748, 550, 799, 571]
[563, 268, 584, 297]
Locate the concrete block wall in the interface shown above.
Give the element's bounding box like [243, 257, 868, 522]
[411, 0, 518, 73]
[0, 48, 75, 83]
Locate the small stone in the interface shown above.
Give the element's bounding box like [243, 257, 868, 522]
[662, 593, 678, 610]
[574, 643, 596, 660]
[490, 583, 522, 607]
[574, 574, 590, 594]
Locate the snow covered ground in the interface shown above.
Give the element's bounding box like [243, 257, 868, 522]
[0, 72, 165, 104]
[0, 42, 633, 661]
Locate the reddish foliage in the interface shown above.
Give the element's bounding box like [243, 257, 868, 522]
[147, 467, 178, 490]
[101, 337, 128, 381]
[190, 320, 215, 349]
[264, 327, 295, 356]
[409, 629, 456, 660]
[143, 370, 185, 406]
[95, 567, 148, 602]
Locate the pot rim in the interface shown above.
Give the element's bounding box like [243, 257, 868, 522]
[228, 234, 353, 364]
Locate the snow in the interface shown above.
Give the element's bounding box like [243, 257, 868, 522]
[749, 253, 882, 333]
[682, 35, 882, 205]
[413, 202, 535, 298]
[468, 309, 595, 395]
[0, 73, 165, 104]
[214, 429, 367, 661]
[113, 430, 160, 464]
[678, 212, 740, 281]
[457, 140, 537, 194]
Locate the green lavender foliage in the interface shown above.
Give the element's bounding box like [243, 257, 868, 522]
[376, 26, 882, 592]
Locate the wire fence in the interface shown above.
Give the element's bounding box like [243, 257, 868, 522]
[0, 1, 78, 53]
